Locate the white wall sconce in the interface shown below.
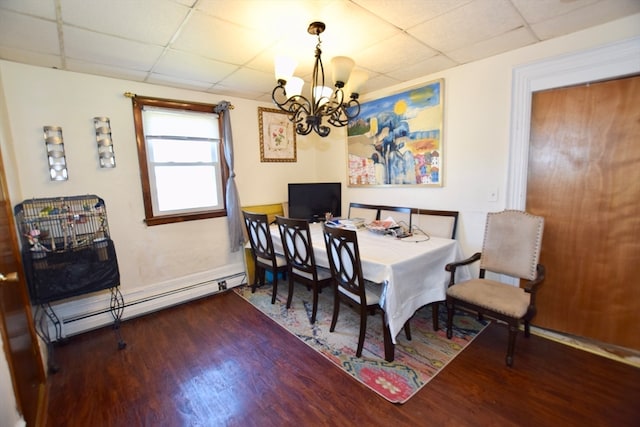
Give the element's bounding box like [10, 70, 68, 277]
[44, 126, 68, 181]
[94, 117, 115, 168]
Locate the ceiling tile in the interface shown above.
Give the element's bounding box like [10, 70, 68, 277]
[64, 26, 164, 71]
[354, 33, 439, 75]
[530, 0, 640, 40]
[385, 54, 459, 81]
[0, 12, 59, 55]
[511, 0, 599, 24]
[0, 0, 57, 18]
[0, 47, 62, 70]
[218, 67, 274, 94]
[352, 0, 473, 29]
[154, 50, 238, 83]
[447, 27, 538, 64]
[408, 0, 525, 52]
[146, 72, 214, 91]
[171, 10, 275, 65]
[65, 58, 150, 82]
[60, 0, 189, 45]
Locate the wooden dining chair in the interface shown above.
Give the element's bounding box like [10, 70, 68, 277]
[445, 210, 545, 366]
[322, 224, 411, 358]
[275, 216, 333, 323]
[410, 208, 459, 239]
[378, 205, 412, 228]
[347, 202, 380, 223]
[242, 211, 287, 304]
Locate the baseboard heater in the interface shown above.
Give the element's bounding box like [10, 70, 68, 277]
[61, 271, 247, 325]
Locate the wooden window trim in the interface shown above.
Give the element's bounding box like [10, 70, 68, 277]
[131, 96, 229, 226]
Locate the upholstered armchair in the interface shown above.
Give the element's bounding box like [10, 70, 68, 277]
[445, 210, 545, 366]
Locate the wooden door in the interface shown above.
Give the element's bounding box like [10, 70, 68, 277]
[0, 147, 47, 425]
[526, 75, 640, 350]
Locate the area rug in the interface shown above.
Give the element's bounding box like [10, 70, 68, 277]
[234, 284, 489, 404]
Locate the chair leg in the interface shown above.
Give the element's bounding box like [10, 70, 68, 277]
[271, 272, 278, 304]
[286, 274, 294, 309]
[404, 320, 412, 341]
[446, 299, 455, 339]
[506, 322, 519, 367]
[251, 265, 261, 293]
[330, 288, 340, 332]
[310, 285, 319, 324]
[524, 319, 531, 337]
[432, 301, 440, 331]
[356, 307, 367, 357]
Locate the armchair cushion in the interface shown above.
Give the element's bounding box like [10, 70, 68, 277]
[447, 279, 530, 318]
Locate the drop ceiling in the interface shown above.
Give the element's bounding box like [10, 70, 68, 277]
[0, 0, 638, 102]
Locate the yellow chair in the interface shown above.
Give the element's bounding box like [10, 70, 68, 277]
[242, 203, 286, 285]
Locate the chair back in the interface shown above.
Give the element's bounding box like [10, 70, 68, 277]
[410, 209, 459, 239]
[480, 210, 544, 280]
[275, 216, 317, 277]
[379, 205, 412, 228]
[322, 224, 367, 305]
[348, 203, 379, 223]
[243, 211, 278, 265]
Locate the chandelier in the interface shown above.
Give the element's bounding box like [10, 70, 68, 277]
[271, 22, 368, 137]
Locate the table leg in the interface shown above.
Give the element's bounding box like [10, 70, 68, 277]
[382, 312, 395, 362]
[432, 301, 440, 331]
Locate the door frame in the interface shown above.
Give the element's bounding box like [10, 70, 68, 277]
[507, 35, 640, 210]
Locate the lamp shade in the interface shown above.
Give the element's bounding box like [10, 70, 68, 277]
[331, 56, 355, 86]
[346, 69, 368, 95]
[274, 55, 297, 82]
[285, 77, 304, 97]
[313, 85, 333, 106]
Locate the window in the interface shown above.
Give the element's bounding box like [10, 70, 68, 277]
[131, 96, 228, 226]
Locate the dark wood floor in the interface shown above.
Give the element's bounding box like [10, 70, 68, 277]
[45, 286, 640, 427]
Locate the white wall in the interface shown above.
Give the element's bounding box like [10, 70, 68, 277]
[0, 13, 638, 425]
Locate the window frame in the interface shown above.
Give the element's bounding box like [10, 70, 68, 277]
[131, 96, 229, 226]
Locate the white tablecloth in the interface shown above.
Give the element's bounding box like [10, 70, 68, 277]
[270, 223, 471, 343]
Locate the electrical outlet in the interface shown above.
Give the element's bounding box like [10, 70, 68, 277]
[218, 280, 227, 291]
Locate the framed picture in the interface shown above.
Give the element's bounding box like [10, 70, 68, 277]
[258, 107, 297, 162]
[346, 79, 444, 187]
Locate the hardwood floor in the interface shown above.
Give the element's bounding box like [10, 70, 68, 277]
[45, 287, 640, 427]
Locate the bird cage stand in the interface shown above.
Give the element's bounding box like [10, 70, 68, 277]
[15, 194, 125, 372]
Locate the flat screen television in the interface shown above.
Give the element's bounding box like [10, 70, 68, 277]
[288, 182, 341, 222]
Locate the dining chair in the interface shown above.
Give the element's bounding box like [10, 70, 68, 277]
[378, 205, 412, 229]
[410, 208, 459, 239]
[322, 224, 411, 358]
[445, 210, 545, 366]
[242, 211, 287, 304]
[275, 216, 333, 323]
[347, 202, 380, 224]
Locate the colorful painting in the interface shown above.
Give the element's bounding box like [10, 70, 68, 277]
[258, 107, 297, 162]
[347, 79, 444, 186]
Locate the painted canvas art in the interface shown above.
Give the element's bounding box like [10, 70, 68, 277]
[347, 80, 444, 186]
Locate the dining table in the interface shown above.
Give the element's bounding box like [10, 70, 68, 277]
[269, 221, 471, 362]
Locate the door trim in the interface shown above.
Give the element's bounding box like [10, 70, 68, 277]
[507, 36, 640, 209]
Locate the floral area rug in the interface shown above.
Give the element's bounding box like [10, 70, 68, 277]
[234, 283, 489, 404]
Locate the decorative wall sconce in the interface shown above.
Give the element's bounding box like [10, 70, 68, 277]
[94, 117, 115, 168]
[44, 126, 68, 181]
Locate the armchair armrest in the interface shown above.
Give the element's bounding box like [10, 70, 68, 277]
[445, 252, 481, 287]
[523, 264, 545, 292]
